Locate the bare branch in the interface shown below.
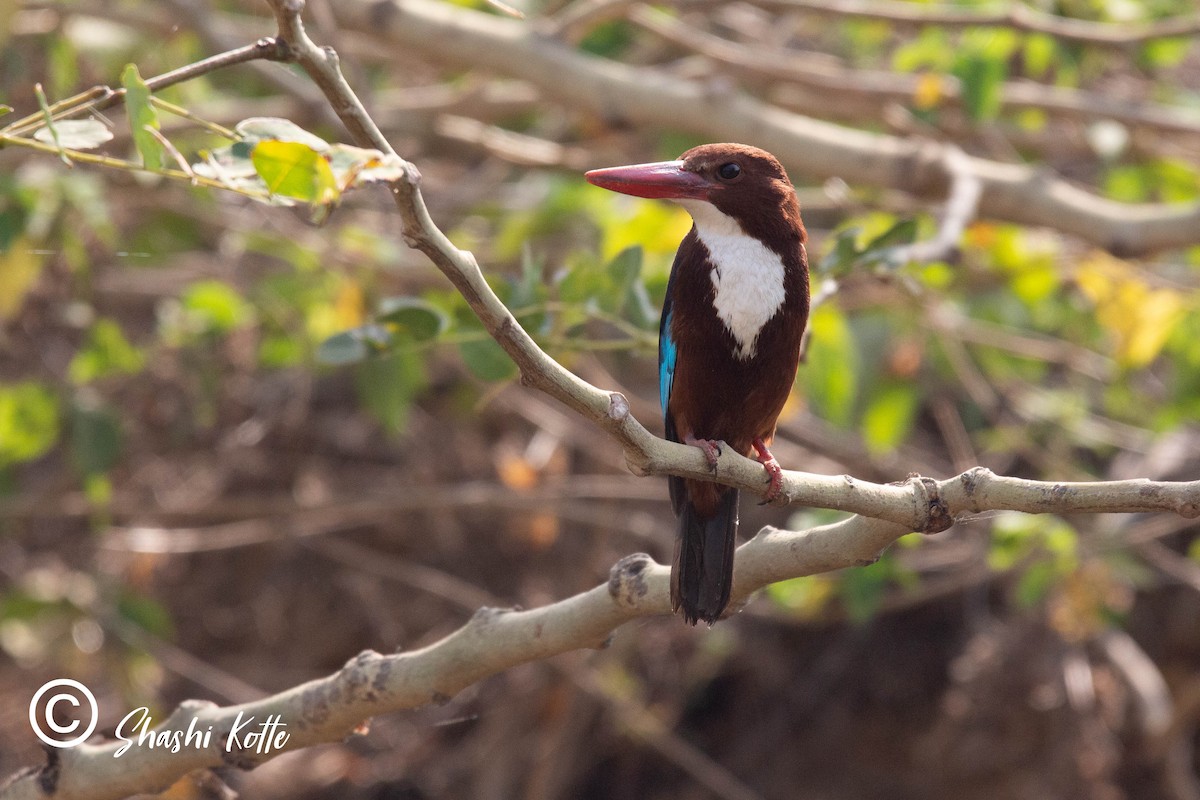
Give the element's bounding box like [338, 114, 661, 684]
[8, 461, 1200, 797]
[629, 6, 1200, 146]
[332, 0, 1200, 256]
[713, 0, 1200, 48]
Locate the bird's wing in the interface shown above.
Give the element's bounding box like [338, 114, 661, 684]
[658, 291, 677, 425]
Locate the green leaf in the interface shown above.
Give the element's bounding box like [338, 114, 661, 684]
[817, 227, 862, 277]
[181, 280, 252, 334]
[68, 318, 144, 384]
[0, 382, 60, 466]
[316, 325, 391, 366]
[117, 591, 174, 637]
[1022, 33, 1057, 78]
[766, 575, 835, 618]
[580, 19, 635, 57]
[803, 304, 858, 428]
[1014, 560, 1058, 607]
[861, 383, 920, 455]
[1139, 37, 1192, 70]
[70, 398, 121, 476]
[460, 338, 518, 382]
[32, 119, 114, 150]
[355, 350, 428, 433]
[376, 297, 448, 343]
[603, 245, 642, 316]
[120, 63, 161, 170]
[839, 558, 891, 623]
[955, 53, 1006, 122]
[864, 219, 918, 253]
[251, 140, 340, 205]
[892, 28, 953, 73]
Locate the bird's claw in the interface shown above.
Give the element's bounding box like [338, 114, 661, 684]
[752, 437, 784, 505]
[685, 436, 722, 472]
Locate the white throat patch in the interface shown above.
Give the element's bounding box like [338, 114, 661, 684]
[677, 199, 786, 360]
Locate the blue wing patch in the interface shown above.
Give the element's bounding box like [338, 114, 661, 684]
[659, 308, 677, 415]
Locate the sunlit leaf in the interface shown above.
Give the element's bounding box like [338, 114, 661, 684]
[1139, 37, 1192, 70]
[1022, 33, 1057, 78]
[251, 140, 340, 205]
[892, 27, 953, 73]
[803, 303, 858, 428]
[181, 280, 252, 334]
[861, 383, 920, 455]
[0, 237, 44, 321]
[0, 382, 60, 466]
[68, 318, 144, 384]
[766, 575, 836, 618]
[913, 73, 944, 110]
[956, 53, 1006, 122]
[1075, 252, 1187, 368]
[120, 63, 161, 170]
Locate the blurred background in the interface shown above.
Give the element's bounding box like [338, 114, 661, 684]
[2, 0, 1200, 798]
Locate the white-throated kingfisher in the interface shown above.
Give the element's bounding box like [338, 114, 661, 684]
[586, 143, 810, 625]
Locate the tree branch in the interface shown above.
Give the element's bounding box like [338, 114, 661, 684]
[8, 463, 1200, 798]
[731, 0, 1200, 48]
[332, 0, 1200, 256]
[628, 6, 1200, 145]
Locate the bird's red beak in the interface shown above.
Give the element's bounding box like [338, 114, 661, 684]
[585, 160, 713, 200]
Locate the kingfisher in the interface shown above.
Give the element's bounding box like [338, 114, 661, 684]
[586, 143, 811, 625]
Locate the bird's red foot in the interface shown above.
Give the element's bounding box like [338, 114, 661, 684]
[752, 437, 784, 504]
[685, 436, 722, 471]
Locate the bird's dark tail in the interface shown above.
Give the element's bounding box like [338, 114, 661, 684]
[670, 481, 739, 625]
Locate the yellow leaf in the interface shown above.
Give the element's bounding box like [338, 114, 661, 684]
[0, 238, 45, 320]
[332, 279, 365, 330]
[1074, 251, 1186, 368]
[913, 72, 944, 110]
[1123, 288, 1184, 367]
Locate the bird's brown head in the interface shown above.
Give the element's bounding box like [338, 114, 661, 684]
[585, 143, 805, 245]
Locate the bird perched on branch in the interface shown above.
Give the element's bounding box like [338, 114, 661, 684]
[586, 143, 811, 625]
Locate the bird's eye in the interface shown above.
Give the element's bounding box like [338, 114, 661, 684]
[717, 162, 741, 181]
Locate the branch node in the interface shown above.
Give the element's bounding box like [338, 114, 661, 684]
[959, 465, 992, 497]
[607, 392, 630, 421]
[607, 552, 655, 608]
[910, 474, 953, 533]
[470, 605, 511, 624]
[343, 648, 383, 670]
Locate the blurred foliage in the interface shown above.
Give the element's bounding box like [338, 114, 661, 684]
[1, 4, 1199, 768]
